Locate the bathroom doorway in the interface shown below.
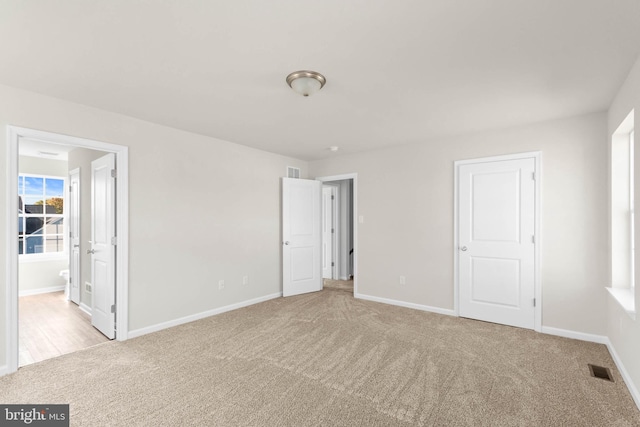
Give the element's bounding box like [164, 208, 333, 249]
[17, 139, 113, 366]
[7, 126, 129, 373]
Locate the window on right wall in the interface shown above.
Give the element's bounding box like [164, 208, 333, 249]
[610, 109, 636, 317]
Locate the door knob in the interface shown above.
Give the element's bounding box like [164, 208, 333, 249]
[460, 246, 468, 251]
[283, 241, 290, 245]
[87, 249, 95, 254]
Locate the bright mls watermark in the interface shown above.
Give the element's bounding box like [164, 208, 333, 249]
[1, 405, 69, 426]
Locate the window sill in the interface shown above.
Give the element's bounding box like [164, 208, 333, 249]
[606, 287, 636, 320]
[19, 253, 67, 264]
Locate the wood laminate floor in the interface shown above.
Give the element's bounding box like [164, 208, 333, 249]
[19, 291, 110, 367]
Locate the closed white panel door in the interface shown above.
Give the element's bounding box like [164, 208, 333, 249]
[69, 168, 81, 304]
[458, 158, 536, 329]
[322, 186, 334, 279]
[283, 178, 322, 297]
[91, 153, 116, 339]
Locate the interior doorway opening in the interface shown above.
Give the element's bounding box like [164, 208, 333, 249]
[6, 126, 129, 374]
[318, 174, 357, 295]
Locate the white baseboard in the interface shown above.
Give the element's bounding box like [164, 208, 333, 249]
[0, 364, 8, 377]
[540, 326, 609, 344]
[339, 276, 349, 281]
[605, 338, 640, 410]
[79, 303, 92, 316]
[18, 285, 65, 297]
[128, 292, 282, 339]
[355, 292, 456, 317]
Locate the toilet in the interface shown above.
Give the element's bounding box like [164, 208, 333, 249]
[59, 269, 70, 300]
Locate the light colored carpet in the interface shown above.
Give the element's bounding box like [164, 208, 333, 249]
[1, 281, 639, 426]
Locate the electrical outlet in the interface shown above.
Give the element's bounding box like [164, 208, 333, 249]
[218, 280, 225, 290]
[242, 276, 249, 285]
[85, 282, 92, 293]
[399, 276, 406, 285]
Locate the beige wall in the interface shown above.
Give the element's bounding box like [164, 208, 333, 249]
[17, 156, 68, 293]
[19, 155, 67, 177]
[67, 147, 106, 307]
[0, 83, 307, 369]
[607, 56, 640, 403]
[310, 112, 608, 335]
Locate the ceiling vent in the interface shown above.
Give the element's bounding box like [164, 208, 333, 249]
[287, 166, 300, 179]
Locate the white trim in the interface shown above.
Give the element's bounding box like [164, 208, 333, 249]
[18, 285, 65, 297]
[128, 292, 282, 339]
[355, 292, 457, 317]
[315, 173, 358, 295]
[540, 326, 608, 344]
[6, 126, 130, 376]
[605, 337, 640, 410]
[453, 151, 542, 332]
[0, 365, 7, 377]
[79, 302, 92, 316]
[5, 127, 19, 374]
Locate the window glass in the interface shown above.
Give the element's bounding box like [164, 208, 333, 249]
[18, 174, 65, 256]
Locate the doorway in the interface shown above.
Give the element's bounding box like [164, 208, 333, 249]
[6, 126, 129, 374]
[318, 174, 357, 295]
[454, 152, 541, 331]
[281, 173, 358, 298]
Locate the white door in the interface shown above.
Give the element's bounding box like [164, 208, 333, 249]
[91, 153, 116, 339]
[282, 177, 322, 297]
[69, 168, 81, 304]
[458, 157, 536, 329]
[322, 186, 334, 279]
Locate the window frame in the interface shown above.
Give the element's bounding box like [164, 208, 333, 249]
[18, 173, 67, 261]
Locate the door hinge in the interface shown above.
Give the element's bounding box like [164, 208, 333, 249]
[533, 298, 536, 307]
[331, 195, 335, 200]
[111, 236, 117, 245]
[69, 231, 72, 238]
[69, 277, 72, 284]
[331, 262, 334, 267]
[111, 304, 116, 314]
[111, 169, 117, 178]
[69, 185, 73, 192]
[532, 172, 536, 180]
[331, 228, 335, 234]
[532, 235, 535, 244]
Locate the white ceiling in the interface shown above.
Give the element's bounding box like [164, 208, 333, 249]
[19, 138, 75, 161]
[1, 1, 639, 161]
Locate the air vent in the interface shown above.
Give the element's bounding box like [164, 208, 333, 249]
[588, 364, 614, 382]
[286, 166, 300, 179]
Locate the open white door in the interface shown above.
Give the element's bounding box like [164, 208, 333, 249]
[282, 177, 322, 297]
[458, 157, 536, 329]
[91, 153, 116, 339]
[69, 168, 81, 304]
[322, 186, 334, 279]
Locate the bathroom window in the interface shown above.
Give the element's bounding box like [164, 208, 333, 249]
[18, 174, 66, 256]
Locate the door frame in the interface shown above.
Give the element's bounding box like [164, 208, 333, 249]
[316, 173, 358, 295]
[453, 151, 542, 332]
[68, 167, 81, 304]
[5, 126, 130, 374]
[322, 184, 339, 279]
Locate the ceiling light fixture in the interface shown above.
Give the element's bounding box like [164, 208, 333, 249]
[286, 70, 326, 97]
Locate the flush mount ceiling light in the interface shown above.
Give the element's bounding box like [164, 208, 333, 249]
[286, 70, 326, 97]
